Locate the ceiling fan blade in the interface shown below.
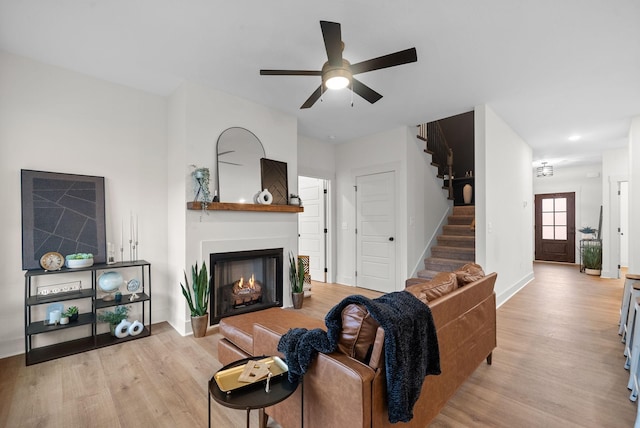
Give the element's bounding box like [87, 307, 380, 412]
[300, 86, 323, 109]
[260, 69, 322, 76]
[350, 47, 417, 75]
[352, 78, 383, 104]
[320, 20, 343, 66]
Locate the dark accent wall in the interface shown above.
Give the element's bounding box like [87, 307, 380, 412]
[437, 110, 474, 178]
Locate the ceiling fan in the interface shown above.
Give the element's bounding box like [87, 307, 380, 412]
[260, 20, 418, 109]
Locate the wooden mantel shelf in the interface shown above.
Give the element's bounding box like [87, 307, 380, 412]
[187, 201, 304, 213]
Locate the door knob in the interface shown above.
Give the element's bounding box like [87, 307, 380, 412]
[389, 237, 394, 241]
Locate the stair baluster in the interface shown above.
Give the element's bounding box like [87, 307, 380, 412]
[417, 122, 454, 200]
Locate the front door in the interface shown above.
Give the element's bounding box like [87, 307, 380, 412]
[356, 171, 396, 293]
[534, 192, 576, 263]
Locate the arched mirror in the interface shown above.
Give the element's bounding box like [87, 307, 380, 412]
[216, 127, 265, 203]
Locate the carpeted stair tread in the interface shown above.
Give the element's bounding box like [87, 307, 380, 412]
[452, 206, 475, 216]
[442, 225, 475, 236]
[423, 257, 468, 272]
[431, 246, 475, 261]
[447, 215, 475, 225]
[436, 235, 475, 248]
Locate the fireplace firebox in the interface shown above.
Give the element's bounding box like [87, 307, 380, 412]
[209, 248, 283, 325]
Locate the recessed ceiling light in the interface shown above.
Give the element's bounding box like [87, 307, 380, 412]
[568, 135, 581, 141]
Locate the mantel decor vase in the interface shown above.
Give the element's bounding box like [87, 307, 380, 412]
[292, 292, 304, 310]
[191, 314, 209, 338]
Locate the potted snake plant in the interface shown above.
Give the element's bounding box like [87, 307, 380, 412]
[180, 262, 210, 337]
[289, 252, 305, 309]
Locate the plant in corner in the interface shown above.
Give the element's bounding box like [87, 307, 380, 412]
[289, 252, 305, 309]
[180, 262, 210, 338]
[582, 244, 602, 275]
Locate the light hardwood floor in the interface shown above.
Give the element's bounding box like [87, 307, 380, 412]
[0, 263, 636, 427]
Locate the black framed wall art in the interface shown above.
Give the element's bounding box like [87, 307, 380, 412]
[21, 170, 107, 270]
[260, 158, 288, 205]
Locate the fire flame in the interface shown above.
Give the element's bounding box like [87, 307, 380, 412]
[237, 274, 256, 289]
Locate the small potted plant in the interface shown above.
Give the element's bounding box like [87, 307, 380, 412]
[65, 252, 94, 268]
[180, 262, 210, 338]
[98, 306, 130, 336]
[289, 252, 305, 309]
[64, 306, 79, 322]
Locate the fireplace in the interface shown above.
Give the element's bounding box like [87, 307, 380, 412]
[209, 248, 283, 325]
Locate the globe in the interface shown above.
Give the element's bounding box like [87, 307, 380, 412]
[98, 271, 124, 301]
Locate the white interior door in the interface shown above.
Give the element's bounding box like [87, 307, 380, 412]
[621, 181, 629, 267]
[356, 171, 396, 293]
[298, 176, 326, 281]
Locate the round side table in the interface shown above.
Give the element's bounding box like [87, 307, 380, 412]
[208, 356, 298, 428]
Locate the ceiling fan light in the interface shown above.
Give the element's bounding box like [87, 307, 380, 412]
[326, 75, 350, 90]
[323, 63, 352, 90]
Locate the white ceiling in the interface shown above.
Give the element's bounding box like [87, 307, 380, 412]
[1, 0, 638, 168]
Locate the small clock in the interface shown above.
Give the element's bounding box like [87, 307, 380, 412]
[127, 278, 140, 293]
[127, 278, 141, 301]
[40, 252, 64, 271]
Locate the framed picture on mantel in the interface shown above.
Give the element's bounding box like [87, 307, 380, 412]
[260, 158, 288, 205]
[21, 169, 107, 270]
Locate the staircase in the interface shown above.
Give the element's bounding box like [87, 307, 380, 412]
[415, 122, 476, 279]
[416, 204, 476, 280]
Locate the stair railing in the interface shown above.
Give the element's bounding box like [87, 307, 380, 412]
[417, 122, 454, 200]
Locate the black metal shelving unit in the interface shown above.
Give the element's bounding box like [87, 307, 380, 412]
[24, 260, 151, 365]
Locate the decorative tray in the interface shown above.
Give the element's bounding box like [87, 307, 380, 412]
[214, 356, 288, 394]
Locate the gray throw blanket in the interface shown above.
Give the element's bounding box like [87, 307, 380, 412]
[277, 291, 441, 423]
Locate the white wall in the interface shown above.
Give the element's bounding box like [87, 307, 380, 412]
[166, 83, 188, 337]
[167, 81, 299, 335]
[334, 126, 450, 290]
[532, 164, 603, 264]
[335, 127, 407, 287]
[298, 135, 336, 180]
[475, 105, 534, 306]
[602, 147, 629, 277]
[0, 51, 169, 358]
[298, 135, 337, 282]
[406, 130, 452, 276]
[629, 117, 640, 274]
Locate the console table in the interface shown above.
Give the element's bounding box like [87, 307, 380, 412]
[24, 260, 151, 365]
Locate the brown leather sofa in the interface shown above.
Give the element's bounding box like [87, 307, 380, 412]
[217, 265, 497, 427]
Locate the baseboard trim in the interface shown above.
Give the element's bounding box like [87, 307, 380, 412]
[496, 270, 534, 308]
